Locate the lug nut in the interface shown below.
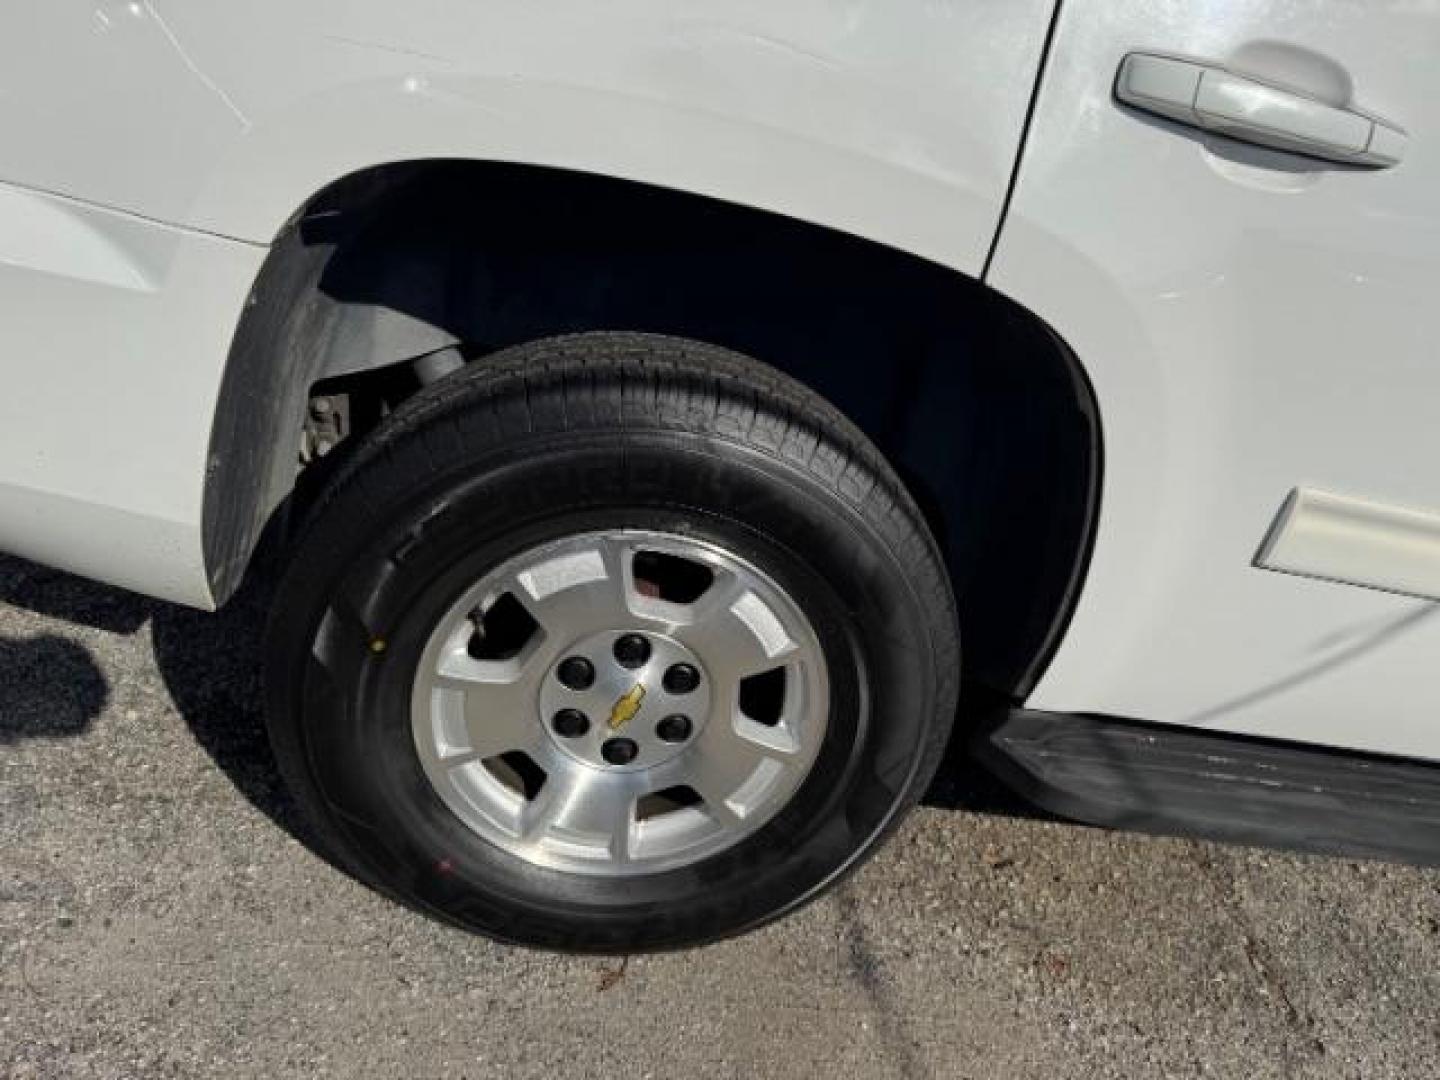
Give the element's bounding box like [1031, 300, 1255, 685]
[552, 709, 590, 738]
[656, 714, 693, 743]
[556, 656, 595, 690]
[613, 634, 651, 669]
[662, 663, 701, 694]
[601, 737, 639, 766]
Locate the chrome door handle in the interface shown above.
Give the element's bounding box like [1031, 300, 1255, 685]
[1115, 52, 1406, 167]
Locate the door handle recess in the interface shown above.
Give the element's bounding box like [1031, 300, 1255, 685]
[1116, 52, 1405, 167]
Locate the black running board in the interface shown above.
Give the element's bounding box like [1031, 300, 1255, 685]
[974, 708, 1440, 867]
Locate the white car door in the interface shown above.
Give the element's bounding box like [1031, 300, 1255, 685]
[991, 1, 1440, 758]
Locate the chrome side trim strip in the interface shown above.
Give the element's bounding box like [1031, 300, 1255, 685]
[1256, 487, 1440, 602]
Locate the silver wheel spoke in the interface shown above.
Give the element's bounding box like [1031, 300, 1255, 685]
[689, 725, 790, 826]
[523, 768, 640, 863]
[508, 536, 654, 643]
[678, 576, 803, 685]
[432, 653, 546, 759]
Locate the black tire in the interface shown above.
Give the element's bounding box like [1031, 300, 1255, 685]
[264, 332, 959, 951]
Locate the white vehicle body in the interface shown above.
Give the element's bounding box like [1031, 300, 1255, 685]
[3, 1, 1438, 762]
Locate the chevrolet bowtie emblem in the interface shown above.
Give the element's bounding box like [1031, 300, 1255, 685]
[608, 683, 646, 732]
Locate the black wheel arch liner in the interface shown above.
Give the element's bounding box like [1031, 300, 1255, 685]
[201, 164, 1102, 701]
[202, 181, 460, 602]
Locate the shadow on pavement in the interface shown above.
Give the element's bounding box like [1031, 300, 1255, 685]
[0, 633, 108, 743]
[0, 554, 295, 834]
[147, 572, 299, 831]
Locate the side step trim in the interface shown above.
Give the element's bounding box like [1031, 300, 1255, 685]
[974, 707, 1440, 867]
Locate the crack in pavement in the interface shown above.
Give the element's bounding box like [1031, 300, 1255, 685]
[834, 886, 929, 1080]
[1188, 844, 1328, 1067]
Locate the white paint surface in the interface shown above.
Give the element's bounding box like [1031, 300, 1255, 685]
[993, 0, 1440, 759]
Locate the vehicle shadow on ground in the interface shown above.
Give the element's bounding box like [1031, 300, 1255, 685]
[0, 554, 299, 834]
[148, 574, 301, 830]
[0, 634, 108, 744]
[0, 557, 132, 744]
[0, 553, 1041, 847]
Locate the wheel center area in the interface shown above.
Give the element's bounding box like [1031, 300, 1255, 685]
[538, 629, 713, 773]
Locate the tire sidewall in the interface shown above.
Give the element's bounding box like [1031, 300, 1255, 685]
[271, 418, 948, 950]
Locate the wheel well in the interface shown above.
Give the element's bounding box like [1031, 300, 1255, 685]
[204, 160, 1099, 700]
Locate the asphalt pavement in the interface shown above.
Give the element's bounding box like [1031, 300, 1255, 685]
[2, 553, 1438, 1079]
